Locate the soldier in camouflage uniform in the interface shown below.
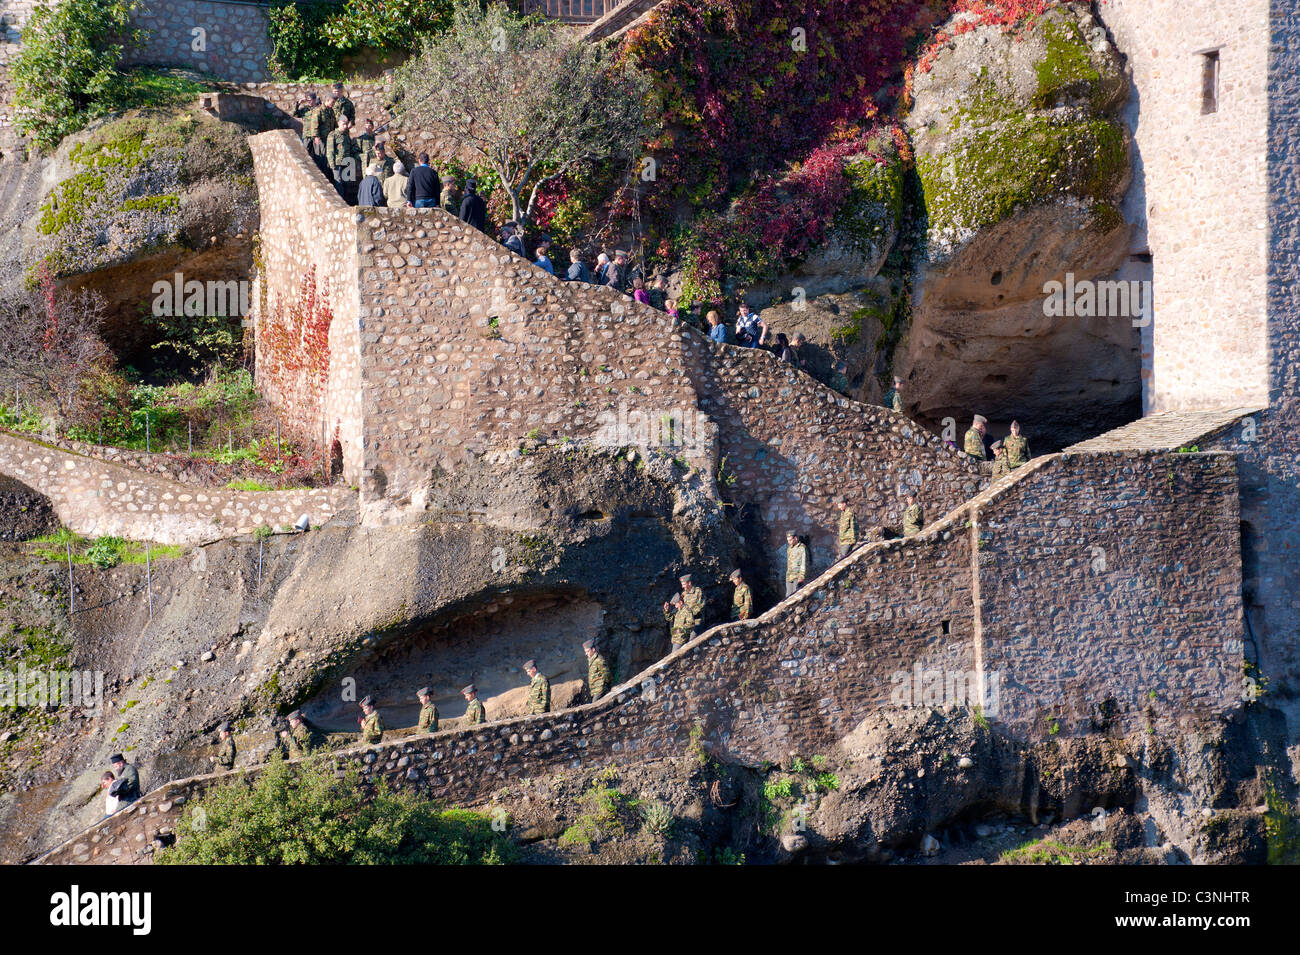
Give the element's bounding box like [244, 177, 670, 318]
[209, 721, 235, 770]
[584, 639, 611, 701]
[326, 116, 361, 205]
[358, 695, 384, 744]
[883, 376, 904, 414]
[990, 441, 1010, 481]
[679, 574, 705, 628]
[332, 81, 356, 124]
[785, 532, 808, 597]
[663, 593, 694, 649]
[294, 92, 334, 176]
[462, 684, 486, 725]
[902, 493, 923, 537]
[964, 414, 988, 460]
[371, 142, 394, 183]
[281, 710, 322, 758]
[729, 569, 752, 621]
[1003, 420, 1031, 469]
[355, 118, 377, 172]
[523, 660, 550, 715]
[441, 177, 461, 216]
[836, 497, 858, 560]
[416, 686, 439, 734]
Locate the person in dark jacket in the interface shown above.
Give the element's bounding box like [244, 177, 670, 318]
[357, 163, 386, 207]
[502, 222, 525, 256]
[567, 247, 591, 283]
[405, 153, 442, 208]
[459, 179, 488, 232]
[605, 250, 630, 292]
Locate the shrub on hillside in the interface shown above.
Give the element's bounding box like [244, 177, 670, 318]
[10, 0, 143, 152]
[158, 756, 517, 865]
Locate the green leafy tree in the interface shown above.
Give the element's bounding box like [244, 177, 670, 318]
[267, 1, 341, 81]
[322, 0, 454, 53]
[157, 755, 517, 864]
[398, 0, 653, 231]
[10, 0, 142, 152]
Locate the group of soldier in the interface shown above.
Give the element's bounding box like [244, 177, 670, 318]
[199, 638, 616, 768]
[185, 380, 1033, 774]
[295, 83, 376, 202]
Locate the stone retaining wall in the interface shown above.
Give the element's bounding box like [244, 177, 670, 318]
[35, 448, 1243, 863]
[122, 0, 275, 81]
[0, 431, 352, 546]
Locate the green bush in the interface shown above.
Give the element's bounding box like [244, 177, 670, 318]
[268, 0, 453, 81]
[321, 0, 453, 54]
[10, 0, 143, 152]
[158, 756, 517, 864]
[267, 1, 341, 81]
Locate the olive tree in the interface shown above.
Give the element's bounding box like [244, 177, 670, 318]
[397, 0, 653, 231]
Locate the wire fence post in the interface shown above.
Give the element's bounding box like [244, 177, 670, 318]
[145, 544, 154, 619]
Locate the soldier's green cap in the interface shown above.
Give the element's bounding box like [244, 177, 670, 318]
[670, 593, 683, 604]
[679, 574, 692, 584]
[416, 686, 431, 699]
[582, 639, 595, 651]
[287, 710, 302, 721]
[462, 684, 477, 695]
[523, 659, 537, 670]
[217, 721, 230, 733]
[973, 414, 988, 426]
[991, 440, 1003, 451]
[360, 695, 374, 707]
[109, 754, 124, 764]
[730, 569, 743, 580]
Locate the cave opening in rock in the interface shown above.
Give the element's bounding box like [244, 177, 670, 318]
[300, 592, 604, 733]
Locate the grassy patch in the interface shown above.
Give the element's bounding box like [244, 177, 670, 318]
[1001, 838, 1112, 865]
[29, 529, 185, 568]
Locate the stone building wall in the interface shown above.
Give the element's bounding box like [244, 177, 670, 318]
[35, 447, 1243, 864]
[1096, 0, 1271, 413]
[122, 0, 274, 81]
[0, 431, 351, 546]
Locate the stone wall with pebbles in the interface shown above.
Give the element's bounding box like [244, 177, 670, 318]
[249, 131, 365, 483]
[35, 448, 1243, 863]
[122, 0, 274, 81]
[0, 431, 351, 546]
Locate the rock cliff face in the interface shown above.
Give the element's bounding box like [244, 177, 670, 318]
[895, 2, 1139, 446]
[747, 3, 1142, 448]
[20, 106, 259, 359]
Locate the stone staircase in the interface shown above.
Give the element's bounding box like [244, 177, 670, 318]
[29, 434, 1245, 864]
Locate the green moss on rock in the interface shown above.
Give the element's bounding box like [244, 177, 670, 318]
[1034, 20, 1103, 109]
[917, 113, 1127, 244]
[836, 152, 905, 255]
